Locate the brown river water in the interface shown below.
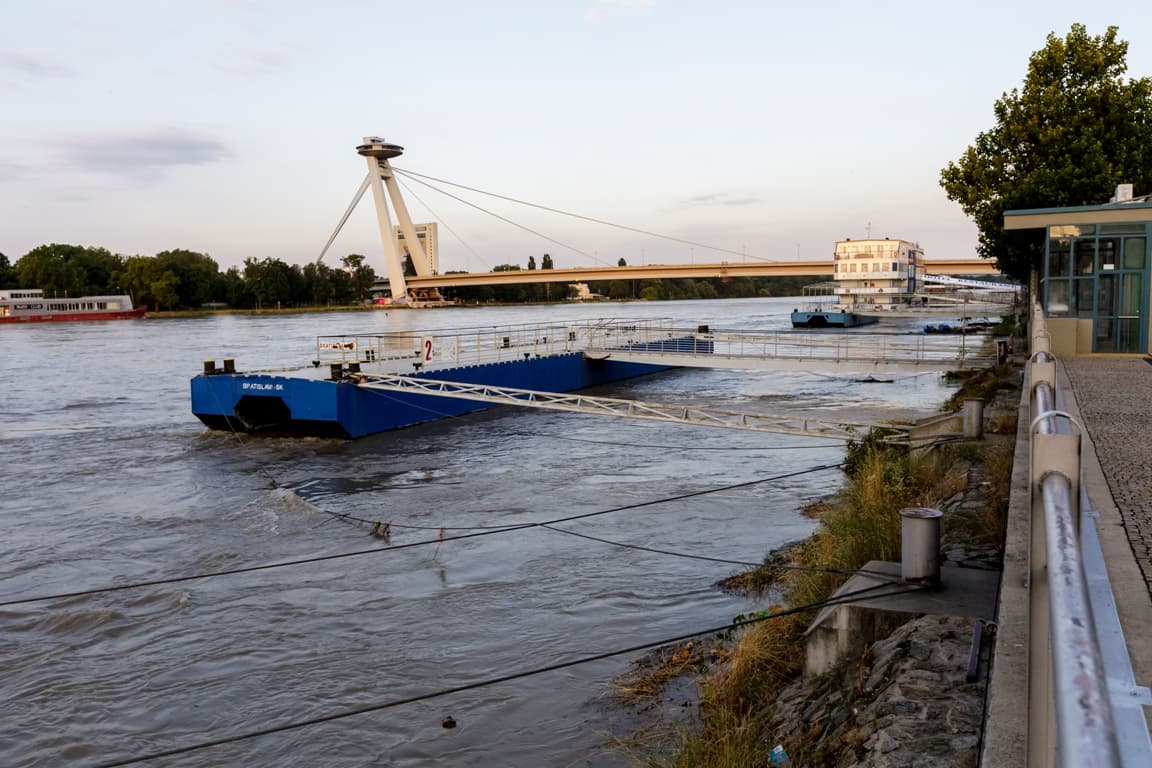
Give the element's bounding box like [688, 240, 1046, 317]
[0, 297, 969, 767]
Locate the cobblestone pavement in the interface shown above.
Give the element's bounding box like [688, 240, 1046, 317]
[1064, 358, 1152, 594]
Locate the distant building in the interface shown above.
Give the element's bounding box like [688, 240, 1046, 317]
[831, 238, 924, 307]
[568, 282, 604, 301]
[394, 222, 439, 274]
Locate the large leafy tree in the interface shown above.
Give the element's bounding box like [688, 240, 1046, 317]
[15, 244, 123, 296]
[340, 253, 376, 302]
[0, 252, 15, 288]
[940, 24, 1152, 282]
[154, 249, 219, 308]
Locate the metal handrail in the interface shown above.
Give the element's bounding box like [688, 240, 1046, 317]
[1028, 302, 1124, 767]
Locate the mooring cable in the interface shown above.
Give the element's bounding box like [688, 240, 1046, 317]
[91, 580, 918, 767]
[0, 463, 844, 608]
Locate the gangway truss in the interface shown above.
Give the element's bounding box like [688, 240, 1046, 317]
[582, 327, 998, 373]
[351, 372, 909, 442]
[316, 318, 999, 376]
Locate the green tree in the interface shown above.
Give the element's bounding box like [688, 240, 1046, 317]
[220, 267, 251, 308]
[151, 270, 181, 310]
[940, 24, 1152, 282]
[15, 244, 121, 296]
[154, 249, 219, 308]
[341, 254, 376, 303]
[0, 252, 15, 288]
[243, 257, 298, 309]
[114, 256, 164, 310]
[541, 253, 554, 270]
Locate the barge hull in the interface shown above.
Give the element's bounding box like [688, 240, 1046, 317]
[191, 352, 676, 438]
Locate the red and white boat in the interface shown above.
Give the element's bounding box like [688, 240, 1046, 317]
[0, 289, 146, 323]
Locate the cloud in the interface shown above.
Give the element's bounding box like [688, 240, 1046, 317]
[683, 192, 761, 207]
[214, 47, 293, 75]
[0, 159, 32, 182]
[0, 51, 74, 78]
[60, 128, 232, 180]
[584, 0, 654, 24]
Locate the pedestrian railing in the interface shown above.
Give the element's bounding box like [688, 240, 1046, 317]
[1024, 300, 1152, 767]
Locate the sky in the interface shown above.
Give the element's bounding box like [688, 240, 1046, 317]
[2, 1, 1152, 274]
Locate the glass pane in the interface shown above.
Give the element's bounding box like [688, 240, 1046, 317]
[1099, 238, 1120, 271]
[1075, 239, 1096, 274]
[1046, 279, 1070, 315]
[1118, 318, 1142, 353]
[1124, 237, 1146, 269]
[1097, 274, 1117, 317]
[1101, 223, 1147, 235]
[1049, 238, 1072, 277]
[1077, 278, 1097, 317]
[1121, 272, 1143, 315]
[1051, 225, 1097, 236]
[1095, 318, 1115, 352]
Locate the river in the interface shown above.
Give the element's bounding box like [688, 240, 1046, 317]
[0, 297, 966, 767]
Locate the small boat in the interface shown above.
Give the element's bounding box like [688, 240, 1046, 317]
[0, 289, 146, 323]
[791, 304, 878, 328]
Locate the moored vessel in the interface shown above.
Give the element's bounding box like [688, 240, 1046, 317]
[0, 289, 145, 323]
[191, 318, 705, 438]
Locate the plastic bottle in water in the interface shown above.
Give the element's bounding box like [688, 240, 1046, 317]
[769, 744, 790, 766]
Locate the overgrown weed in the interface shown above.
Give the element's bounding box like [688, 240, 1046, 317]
[654, 423, 1015, 767]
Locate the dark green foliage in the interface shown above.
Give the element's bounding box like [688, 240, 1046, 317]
[11, 242, 381, 310]
[940, 24, 1152, 282]
[0, 252, 16, 288]
[16, 243, 123, 296]
[842, 427, 907, 479]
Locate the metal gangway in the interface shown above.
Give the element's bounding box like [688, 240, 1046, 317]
[315, 317, 999, 377]
[922, 273, 1022, 292]
[350, 372, 909, 442]
[583, 325, 998, 373]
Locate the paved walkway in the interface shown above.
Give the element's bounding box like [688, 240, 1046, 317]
[1064, 358, 1152, 592]
[1060, 358, 1152, 693]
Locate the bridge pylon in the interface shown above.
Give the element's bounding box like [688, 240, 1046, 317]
[355, 137, 440, 304]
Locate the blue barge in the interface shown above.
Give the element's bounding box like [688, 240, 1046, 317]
[191, 319, 707, 438]
[789, 306, 879, 328]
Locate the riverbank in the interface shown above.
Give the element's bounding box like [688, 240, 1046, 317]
[623, 346, 1021, 766]
[145, 304, 393, 318]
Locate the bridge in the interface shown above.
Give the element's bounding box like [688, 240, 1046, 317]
[331, 136, 1000, 301]
[390, 258, 999, 291]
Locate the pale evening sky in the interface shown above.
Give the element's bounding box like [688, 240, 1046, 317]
[2, 1, 1151, 274]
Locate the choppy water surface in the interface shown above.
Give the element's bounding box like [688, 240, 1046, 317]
[0, 298, 967, 767]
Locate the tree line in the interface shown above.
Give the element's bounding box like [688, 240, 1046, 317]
[0, 245, 377, 310]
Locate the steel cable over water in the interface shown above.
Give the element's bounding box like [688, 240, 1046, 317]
[92, 580, 920, 768]
[0, 463, 845, 608]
